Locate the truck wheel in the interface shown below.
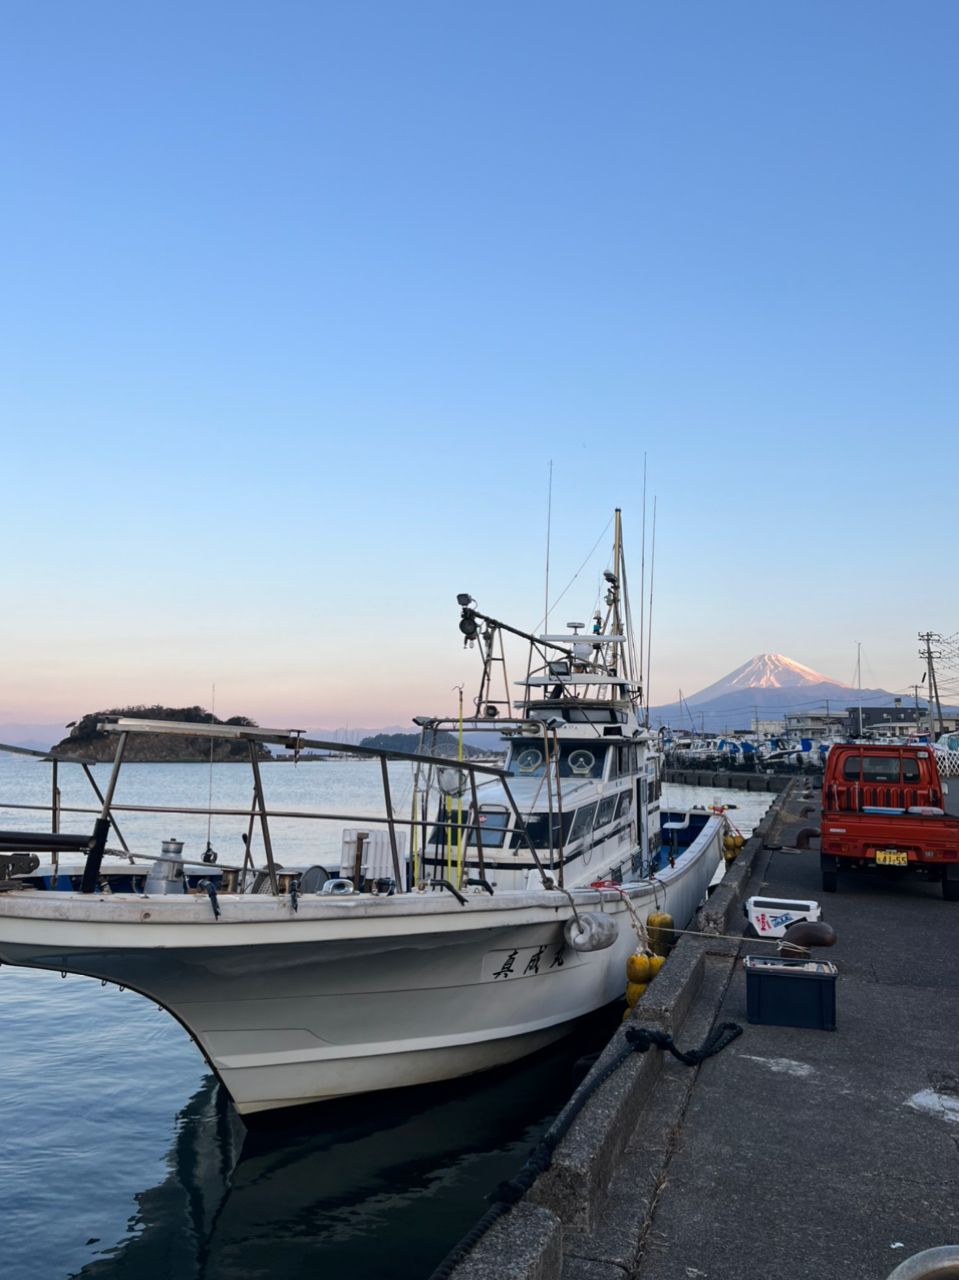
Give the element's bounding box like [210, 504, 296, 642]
[943, 877, 959, 902]
[820, 853, 839, 893]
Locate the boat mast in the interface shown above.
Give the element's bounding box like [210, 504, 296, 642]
[611, 507, 623, 639]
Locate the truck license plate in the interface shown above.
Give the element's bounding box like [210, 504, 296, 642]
[875, 850, 909, 866]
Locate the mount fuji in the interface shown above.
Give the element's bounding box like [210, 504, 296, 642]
[649, 653, 890, 732]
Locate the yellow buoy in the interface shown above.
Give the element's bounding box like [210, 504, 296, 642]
[734, 834, 745, 849]
[647, 911, 675, 956]
[723, 834, 736, 851]
[626, 981, 648, 1007]
[622, 1006, 633, 1022]
[626, 952, 652, 984]
[648, 953, 666, 978]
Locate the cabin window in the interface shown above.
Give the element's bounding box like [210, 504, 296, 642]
[510, 811, 570, 849]
[615, 789, 632, 819]
[513, 746, 548, 777]
[902, 757, 920, 783]
[467, 806, 509, 847]
[509, 743, 608, 780]
[568, 802, 598, 843]
[595, 794, 617, 827]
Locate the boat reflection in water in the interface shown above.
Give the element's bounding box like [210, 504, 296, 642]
[75, 1007, 620, 1280]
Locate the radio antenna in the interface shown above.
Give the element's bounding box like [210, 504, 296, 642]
[639, 453, 647, 695]
[544, 459, 553, 633]
[645, 497, 657, 723]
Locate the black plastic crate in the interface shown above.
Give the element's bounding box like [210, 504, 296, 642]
[744, 955, 837, 1030]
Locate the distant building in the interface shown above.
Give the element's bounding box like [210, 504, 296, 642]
[844, 700, 925, 738]
[784, 710, 847, 739]
[751, 718, 784, 736]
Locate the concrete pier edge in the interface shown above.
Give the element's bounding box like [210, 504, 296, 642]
[447, 783, 796, 1280]
[663, 767, 804, 792]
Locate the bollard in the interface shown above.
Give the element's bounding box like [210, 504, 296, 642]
[887, 1247, 959, 1279]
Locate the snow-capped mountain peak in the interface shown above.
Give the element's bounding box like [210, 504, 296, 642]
[693, 653, 849, 701]
[728, 653, 844, 690]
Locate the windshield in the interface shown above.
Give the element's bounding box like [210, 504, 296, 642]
[509, 742, 607, 780]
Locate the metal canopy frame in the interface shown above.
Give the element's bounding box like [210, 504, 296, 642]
[0, 720, 539, 898]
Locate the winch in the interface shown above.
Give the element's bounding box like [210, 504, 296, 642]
[0, 852, 40, 888]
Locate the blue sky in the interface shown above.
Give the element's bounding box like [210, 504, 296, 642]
[2, 1, 956, 727]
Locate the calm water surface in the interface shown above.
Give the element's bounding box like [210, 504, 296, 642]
[0, 754, 770, 1279]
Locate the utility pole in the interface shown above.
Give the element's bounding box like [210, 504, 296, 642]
[911, 683, 922, 735]
[918, 632, 945, 738]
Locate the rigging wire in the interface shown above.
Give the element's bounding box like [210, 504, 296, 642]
[531, 514, 613, 633]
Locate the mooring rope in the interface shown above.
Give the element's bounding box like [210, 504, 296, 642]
[425, 1020, 742, 1280]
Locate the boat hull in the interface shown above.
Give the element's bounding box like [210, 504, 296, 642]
[0, 820, 723, 1113]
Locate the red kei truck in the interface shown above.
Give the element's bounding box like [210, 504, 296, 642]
[820, 743, 959, 900]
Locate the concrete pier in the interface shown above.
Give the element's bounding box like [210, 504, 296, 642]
[448, 783, 959, 1280]
[663, 767, 798, 791]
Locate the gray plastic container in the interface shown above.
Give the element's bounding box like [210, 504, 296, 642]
[744, 955, 837, 1030]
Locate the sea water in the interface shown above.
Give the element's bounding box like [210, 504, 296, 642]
[0, 754, 771, 1279]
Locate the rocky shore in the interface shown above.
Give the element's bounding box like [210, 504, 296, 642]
[51, 705, 271, 763]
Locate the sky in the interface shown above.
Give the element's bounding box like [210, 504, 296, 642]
[2, 1, 957, 731]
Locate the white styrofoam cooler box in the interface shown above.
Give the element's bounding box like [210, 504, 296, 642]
[744, 896, 822, 938]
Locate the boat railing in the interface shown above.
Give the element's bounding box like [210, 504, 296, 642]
[0, 719, 550, 897]
[415, 715, 582, 886]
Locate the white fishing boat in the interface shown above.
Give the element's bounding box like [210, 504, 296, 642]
[0, 512, 724, 1114]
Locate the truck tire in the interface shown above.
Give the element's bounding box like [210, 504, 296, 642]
[943, 875, 959, 902]
[820, 853, 839, 893]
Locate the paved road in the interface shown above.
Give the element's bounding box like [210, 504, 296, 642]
[634, 793, 959, 1280]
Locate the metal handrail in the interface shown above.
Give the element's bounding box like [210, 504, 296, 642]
[0, 799, 486, 831]
[0, 721, 557, 896]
